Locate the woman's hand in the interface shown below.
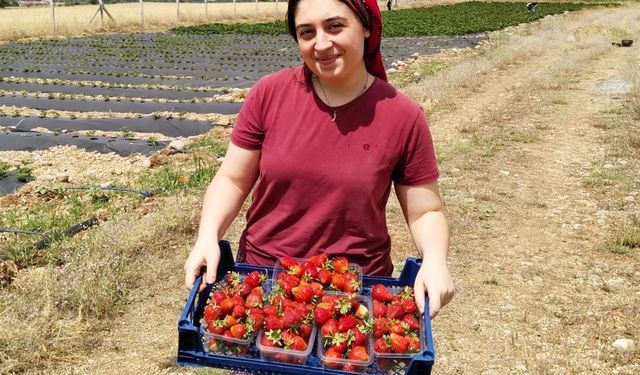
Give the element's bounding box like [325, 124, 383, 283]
[184, 239, 221, 292]
[414, 260, 455, 318]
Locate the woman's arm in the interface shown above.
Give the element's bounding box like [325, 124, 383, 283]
[395, 180, 454, 318]
[184, 142, 261, 291]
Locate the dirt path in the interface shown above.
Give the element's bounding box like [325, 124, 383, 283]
[53, 5, 639, 375]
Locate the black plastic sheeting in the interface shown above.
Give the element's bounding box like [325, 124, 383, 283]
[0, 81, 225, 100]
[1, 116, 216, 137]
[0, 173, 27, 196]
[0, 95, 243, 115]
[0, 130, 167, 155]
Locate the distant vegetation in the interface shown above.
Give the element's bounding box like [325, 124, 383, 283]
[172, 1, 601, 36]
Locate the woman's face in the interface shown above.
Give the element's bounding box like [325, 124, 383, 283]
[293, 0, 370, 83]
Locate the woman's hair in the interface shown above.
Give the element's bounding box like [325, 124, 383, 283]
[286, 0, 372, 41]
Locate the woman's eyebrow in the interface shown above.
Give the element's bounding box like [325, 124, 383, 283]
[295, 16, 348, 30]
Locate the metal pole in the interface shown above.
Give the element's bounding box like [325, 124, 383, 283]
[205, 0, 208, 19]
[176, 0, 180, 22]
[233, 0, 236, 17]
[49, 0, 55, 33]
[275, 0, 278, 13]
[140, 0, 144, 28]
[255, 0, 258, 16]
[100, 0, 104, 27]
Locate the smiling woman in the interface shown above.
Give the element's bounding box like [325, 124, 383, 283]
[184, 0, 454, 320]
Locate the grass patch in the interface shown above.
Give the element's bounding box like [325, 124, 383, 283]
[172, 2, 598, 36]
[583, 168, 619, 188]
[607, 221, 640, 254]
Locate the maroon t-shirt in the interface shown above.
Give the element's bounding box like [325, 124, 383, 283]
[231, 67, 439, 276]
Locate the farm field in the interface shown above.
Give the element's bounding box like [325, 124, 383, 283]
[1, 1, 639, 375]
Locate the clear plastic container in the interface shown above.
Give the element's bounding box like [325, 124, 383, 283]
[315, 291, 374, 373]
[370, 286, 426, 374]
[272, 257, 363, 293]
[199, 324, 254, 356]
[255, 326, 317, 365]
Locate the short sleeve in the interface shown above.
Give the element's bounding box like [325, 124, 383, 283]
[392, 110, 440, 185]
[231, 82, 265, 150]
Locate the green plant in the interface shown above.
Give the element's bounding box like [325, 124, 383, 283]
[15, 160, 33, 182]
[0, 161, 11, 177]
[39, 110, 47, 118]
[147, 136, 159, 146]
[120, 127, 135, 140]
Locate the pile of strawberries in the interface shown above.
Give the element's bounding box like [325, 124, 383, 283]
[201, 270, 267, 354]
[276, 254, 361, 294]
[315, 292, 372, 372]
[371, 284, 422, 356]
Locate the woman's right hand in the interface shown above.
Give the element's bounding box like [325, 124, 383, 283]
[184, 239, 221, 292]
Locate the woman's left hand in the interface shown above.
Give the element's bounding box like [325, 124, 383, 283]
[413, 260, 455, 318]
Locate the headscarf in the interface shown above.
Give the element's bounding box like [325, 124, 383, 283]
[343, 0, 387, 81]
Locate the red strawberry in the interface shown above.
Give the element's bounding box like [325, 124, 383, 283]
[350, 327, 368, 346]
[371, 284, 393, 302]
[389, 333, 409, 353]
[260, 333, 278, 347]
[279, 256, 298, 270]
[373, 300, 387, 318]
[320, 319, 338, 337]
[389, 322, 405, 335]
[223, 315, 238, 328]
[386, 304, 405, 320]
[323, 347, 342, 369]
[317, 268, 333, 284]
[264, 315, 282, 331]
[373, 317, 390, 338]
[244, 270, 266, 289]
[220, 298, 234, 314]
[314, 306, 334, 325]
[297, 323, 313, 340]
[232, 304, 246, 319]
[230, 323, 246, 339]
[262, 305, 279, 317]
[204, 304, 222, 324]
[291, 335, 307, 351]
[401, 298, 418, 315]
[347, 345, 369, 362]
[287, 264, 304, 278]
[328, 332, 348, 353]
[212, 290, 227, 305]
[244, 291, 263, 309]
[291, 285, 314, 303]
[309, 254, 328, 267]
[330, 273, 345, 290]
[401, 314, 421, 331]
[332, 256, 349, 274]
[374, 337, 389, 353]
[408, 336, 421, 352]
[338, 315, 357, 332]
[342, 272, 360, 293]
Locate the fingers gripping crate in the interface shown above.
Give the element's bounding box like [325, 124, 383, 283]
[177, 240, 435, 374]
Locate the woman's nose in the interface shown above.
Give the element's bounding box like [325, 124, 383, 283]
[315, 32, 333, 51]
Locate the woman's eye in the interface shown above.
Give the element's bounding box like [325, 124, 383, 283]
[329, 23, 343, 30]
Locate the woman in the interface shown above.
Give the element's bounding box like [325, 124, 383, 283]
[184, 0, 454, 318]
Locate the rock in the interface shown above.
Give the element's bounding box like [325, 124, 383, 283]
[39, 174, 55, 181]
[55, 174, 69, 183]
[567, 34, 576, 43]
[169, 140, 185, 152]
[499, 170, 510, 176]
[386, 68, 398, 74]
[411, 52, 420, 58]
[612, 338, 634, 351]
[603, 163, 614, 169]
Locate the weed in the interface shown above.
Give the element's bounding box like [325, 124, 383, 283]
[39, 110, 47, 118]
[15, 160, 33, 182]
[120, 127, 135, 140]
[53, 128, 62, 136]
[483, 276, 499, 285]
[0, 161, 11, 177]
[147, 136, 159, 146]
[510, 130, 540, 144]
[583, 169, 619, 188]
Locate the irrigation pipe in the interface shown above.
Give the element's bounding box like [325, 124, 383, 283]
[64, 185, 154, 198]
[0, 228, 42, 235]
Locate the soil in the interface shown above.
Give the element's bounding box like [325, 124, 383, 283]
[3, 4, 639, 375]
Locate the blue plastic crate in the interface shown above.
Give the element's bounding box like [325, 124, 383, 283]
[177, 240, 435, 374]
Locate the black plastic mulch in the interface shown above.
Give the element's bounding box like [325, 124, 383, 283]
[0, 95, 242, 115]
[0, 81, 226, 100]
[1, 116, 217, 137]
[0, 173, 27, 196]
[0, 130, 167, 155]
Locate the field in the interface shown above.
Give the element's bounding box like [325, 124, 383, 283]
[1, 1, 639, 374]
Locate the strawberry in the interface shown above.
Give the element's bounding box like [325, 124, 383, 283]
[220, 298, 234, 314]
[279, 256, 298, 270]
[287, 264, 304, 278]
[332, 256, 349, 274]
[330, 273, 345, 290]
[408, 336, 421, 352]
[314, 306, 334, 325]
[373, 317, 390, 338]
[223, 315, 238, 328]
[337, 315, 357, 332]
[371, 284, 393, 302]
[374, 337, 390, 353]
[350, 327, 369, 346]
[224, 271, 241, 287]
[297, 323, 313, 340]
[262, 305, 279, 317]
[347, 345, 369, 361]
[323, 347, 343, 369]
[327, 332, 348, 353]
[389, 322, 406, 335]
[386, 303, 405, 320]
[264, 315, 282, 331]
[354, 303, 369, 319]
[244, 270, 266, 289]
[291, 335, 307, 351]
[204, 304, 222, 324]
[373, 300, 387, 318]
[291, 284, 314, 303]
[320, 319, 338, 337]
[247, 309, 264, 330]
[230, 323, 246, 339]
[309, 254, 328, 267]
[401, 314, 421, 331]
[231, 304, 246, 319]
[212, 290, 227, 305]
[401, 298, 418, 315]
[317, 268, 333, 284]
[389, 333, 409, 353]
[260, 333, 278, 347]
[244, 291, 263, 309]
[342, 272, 360, 293]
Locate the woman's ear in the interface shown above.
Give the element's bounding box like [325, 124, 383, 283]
[364, 29, 371, 38]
